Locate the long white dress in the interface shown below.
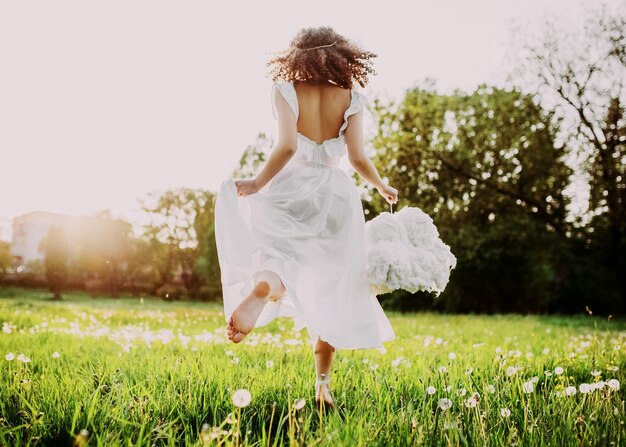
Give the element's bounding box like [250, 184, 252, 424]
[214, 80, 395, 350]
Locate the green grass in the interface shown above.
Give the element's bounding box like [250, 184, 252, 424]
[0, 287, 625, 446]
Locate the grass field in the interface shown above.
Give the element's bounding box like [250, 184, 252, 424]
[0, 287, 625, 446]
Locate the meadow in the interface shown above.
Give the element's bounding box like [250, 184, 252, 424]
[0, 288, 624, 446]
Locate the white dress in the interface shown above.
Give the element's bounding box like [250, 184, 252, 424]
[214, 80, 395, 350]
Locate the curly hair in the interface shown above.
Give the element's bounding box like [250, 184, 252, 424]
[266, 26, 377, 89]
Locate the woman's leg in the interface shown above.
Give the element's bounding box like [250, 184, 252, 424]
[227, 270, 286, 343]
[314, 338, 336, 407]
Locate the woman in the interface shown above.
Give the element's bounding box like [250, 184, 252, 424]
[214, 26, 398, 409]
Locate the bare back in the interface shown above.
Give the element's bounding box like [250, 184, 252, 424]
[293, 81, 352, 145]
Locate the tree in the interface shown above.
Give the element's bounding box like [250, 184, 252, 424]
[39, 225, 69, 300]
[513, 6, 626, 310]
[74, 212, 132, 297]
[140, 188, 216, 297]
[368, 84, 576, 313]
[232, 132, 274, 179]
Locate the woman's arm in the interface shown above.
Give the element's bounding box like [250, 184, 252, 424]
[235, 87, 297, 197]
[344, 110, 398, 203]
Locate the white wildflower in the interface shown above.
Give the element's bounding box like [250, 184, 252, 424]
[392, 357, 404, 368]
[232, 389, 252, 408]
[554, 366, 564, 375]
[522, 381, 534, 393]
[565, 386, 577, 396]
[5, 352, 15, 361]
[438, 398, 452, 411]
[579, 383, 592, 394]
[607, 379, 620, 391]
[426, 386, 436, 395]
[500, 408, 511, 418]
[293, 399, 306, 410]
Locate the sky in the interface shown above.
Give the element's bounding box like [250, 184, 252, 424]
[0, 0, 615, 240]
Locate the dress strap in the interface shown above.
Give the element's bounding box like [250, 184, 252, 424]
[338, 90, 368, 134]
[271, 81, 299, 120]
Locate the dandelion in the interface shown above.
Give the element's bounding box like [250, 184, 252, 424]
[52, 352, 60, 358]
[465, 395, 479, 408]
[232, 389, 252, 408]
[506, 366, 517, 377]
[591, 370, 601, 377]
[266, 360, 274, 368]
[565, 386, 577, 396]
[448, 352, 456, 360]
[438, 366, 447, 374]
[522, 381, 534, 393]
[607, 379, 620, 391]
[465, 367, 473, 375]
[17, 353, 31, 363]
[457, 388, 467, 397]
[579, 383, 592, 394]
[426, 386, 436, 395]
[593, 381, 605, 391]
[487, 384, 496, 394]
[438, 398, 452, 411]
[392, 356, 404, 367]
[293, 399, 306, 410]
[554, 366, 564, 375]
[542, 348, 550, 354]
[500, 408, 511, 418]
[5, 352, 15, 361]
[231, 356, 240, 365]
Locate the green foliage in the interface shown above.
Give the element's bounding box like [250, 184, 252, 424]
[515, 7, 626, 310]
[0, 290, 624, 446]
[232, 132, 273, 179]
[140, 188, 218, 297]
[368, 85, 587, 313]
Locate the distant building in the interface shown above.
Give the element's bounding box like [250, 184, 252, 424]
[11, 211, 131, 267]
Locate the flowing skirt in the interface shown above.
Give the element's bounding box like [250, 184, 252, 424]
[214, 161, 395, 350]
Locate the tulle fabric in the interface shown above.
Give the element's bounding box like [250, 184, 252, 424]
[214, 81, 395, 350]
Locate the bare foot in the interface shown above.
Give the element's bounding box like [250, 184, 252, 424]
[315, 374, 334, 409]
[227, 281, 271, 343]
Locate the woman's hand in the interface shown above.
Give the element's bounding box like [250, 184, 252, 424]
[234, 178, 261, 197]
[377, 184, 398, 205]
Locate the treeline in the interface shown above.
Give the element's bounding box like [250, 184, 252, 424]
[365, 9, 626, 315]
[0, 193, 221, 301]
